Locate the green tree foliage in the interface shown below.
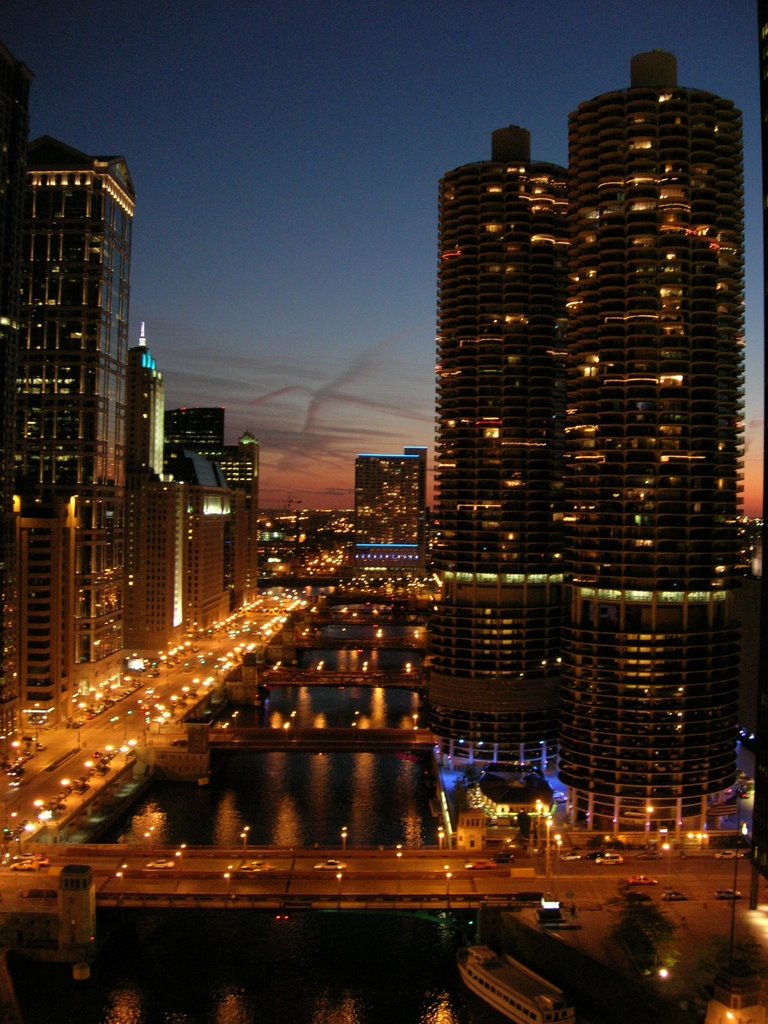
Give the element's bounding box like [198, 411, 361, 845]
[608, 883, 679, 975]
[698, 935, 767, 978]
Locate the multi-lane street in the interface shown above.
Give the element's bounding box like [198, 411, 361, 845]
[1, 592, 306, 854]
[1, 842, 761, 909]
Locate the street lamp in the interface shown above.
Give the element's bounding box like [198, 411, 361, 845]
[545, 817, 553, 877]
[341, 826, 348, 852]
[336, 871, 343, 906]
[645, 805, 654, 837]
[241, 826, 250, 852]
[437, 826, 445, 850]
[662, 841, 671, 887]
[445, 870, 452, 902]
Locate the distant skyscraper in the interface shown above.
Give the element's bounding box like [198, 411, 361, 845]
[164, 406, 224, 460]
[559, 53, 744, 831]
[0, 43, 31, 748]
[17, 136, 134, 721]
[126, 322, 164, 479]
[429, 126, 568, 766]
[354, 447, 427, 568]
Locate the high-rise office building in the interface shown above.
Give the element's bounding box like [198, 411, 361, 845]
[0, 43, 31, 748]
[164, 406, 224, 459]
[218, 432, 260, 605]
[17, 136, 134, 722]
[429, 126, 568, 766]
[559, 52, 744, 831]
[125, 322, 164, 479]
[354, 447, 427, 568]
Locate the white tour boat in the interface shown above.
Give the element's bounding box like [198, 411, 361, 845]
[457, 945, 576, 1024]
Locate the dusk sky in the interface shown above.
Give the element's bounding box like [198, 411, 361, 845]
[1, 1, 762, 512]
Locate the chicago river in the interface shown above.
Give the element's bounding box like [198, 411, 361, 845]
[9, 664, 501, 1023]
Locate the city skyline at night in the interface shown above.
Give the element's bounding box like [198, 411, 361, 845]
[0, 1, 761, 512]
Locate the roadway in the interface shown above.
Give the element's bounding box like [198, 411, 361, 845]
[2, 844, 762, 909]
[1, 591, 308, 853]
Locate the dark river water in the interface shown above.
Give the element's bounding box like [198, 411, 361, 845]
[9, 682, 500, 1024]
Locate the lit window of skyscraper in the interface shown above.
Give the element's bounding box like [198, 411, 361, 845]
[429, 126, 568, 767]
[354, 447, 427, 568]
[17, 136, 134, 717]
[559, 53, 744, 831]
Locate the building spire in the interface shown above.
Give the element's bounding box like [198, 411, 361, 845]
[139, 321, 146, 347]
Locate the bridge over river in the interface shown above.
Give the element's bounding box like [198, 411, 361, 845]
[256, 667, 424, 690]
[208, 726, 434, 752]
[19, 846, 539, 913]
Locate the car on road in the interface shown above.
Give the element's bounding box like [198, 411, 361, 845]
[715, 888, 742, 900]
[595, 852, 624, 864]
[627, 875, 658, 885]
[714, 849, 745, 859]
[493, 852, 513, 863]
[10, 860, 39, 871]
[561, 852, 581, 861]
[145, 859, 176, 869]
[240, 860, 273, 872]
[662, 889, 687, 901]
[464, 859, 496, 870]
[551, 791, 568, 803]
[314, 859, 347, 870]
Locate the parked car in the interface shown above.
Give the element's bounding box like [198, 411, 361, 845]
[714, 849, 744, 859]
[561, 852, 581, 861]
[627, 875, 658, 885]
[715, 889, 742, 900]
[595, 852, 624, 864]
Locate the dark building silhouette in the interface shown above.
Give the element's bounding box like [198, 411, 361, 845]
[429, 125, 568, 767]
[752, 0, 768, 883]
[559, 52, 744, 831]
[0, 43, 31, 750]
[164, 406, 224, 461]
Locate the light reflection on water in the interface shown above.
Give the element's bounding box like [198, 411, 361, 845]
[12, 911, 491, 1024]
[105, 686, 434, 849]
[10, 681, 497, 1024]
[108, 745, 434, 849]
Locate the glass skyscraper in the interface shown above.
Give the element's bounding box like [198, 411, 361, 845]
[17, 136, 134, 719]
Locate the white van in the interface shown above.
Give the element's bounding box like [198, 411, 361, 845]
[595, 851, 624, 864]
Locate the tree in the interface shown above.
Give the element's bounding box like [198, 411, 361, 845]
[607, 884, 679, 975]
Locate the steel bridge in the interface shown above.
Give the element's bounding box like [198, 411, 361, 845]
[208, 726, 434, 752]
